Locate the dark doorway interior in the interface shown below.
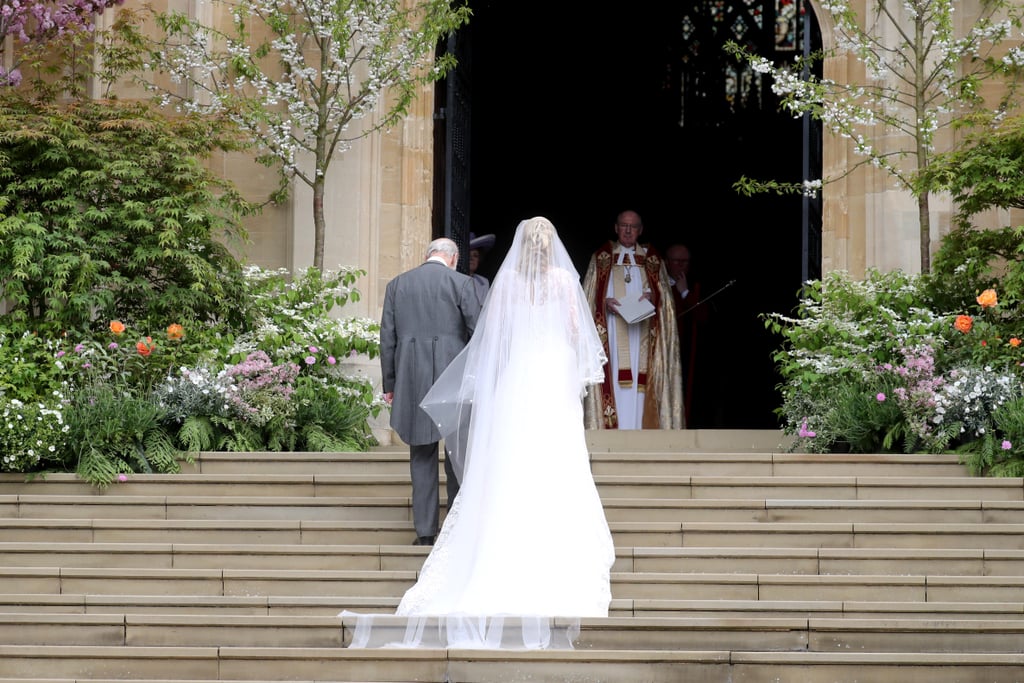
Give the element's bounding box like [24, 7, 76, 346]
[453, 1, 821, 429]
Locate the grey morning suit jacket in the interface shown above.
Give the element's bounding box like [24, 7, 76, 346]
[380, 260, 480, 446]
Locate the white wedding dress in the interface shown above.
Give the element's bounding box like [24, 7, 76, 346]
[344, 217, 614, 650]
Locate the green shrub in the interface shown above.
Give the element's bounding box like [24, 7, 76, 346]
[0, 92, 254, 336]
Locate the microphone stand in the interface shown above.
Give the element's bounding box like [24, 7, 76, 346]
[679, 279, 737, 316]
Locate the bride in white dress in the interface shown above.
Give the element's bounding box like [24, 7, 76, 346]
[345, 216, 614, 650]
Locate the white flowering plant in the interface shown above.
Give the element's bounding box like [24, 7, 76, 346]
[228, 265, 383, 419]
[0, 398, 69, 472]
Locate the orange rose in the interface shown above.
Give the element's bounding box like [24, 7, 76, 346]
[1011, 338, 1021, 348]
[166, 323, 184, 341]
[976, 289, 998, 308]
[954, 315, 973, 333]
[109, 320, 126, 335]
[136, 336, 154, 357]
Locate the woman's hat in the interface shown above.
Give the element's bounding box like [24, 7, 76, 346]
[469, 232, 495, 251]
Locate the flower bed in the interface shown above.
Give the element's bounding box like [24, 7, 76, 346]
[769, 269, 1024, 476]
[0, 266, 383, 487]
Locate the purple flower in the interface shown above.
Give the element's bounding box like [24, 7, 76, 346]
[82, 362, 92, 369]
[327, 356, 337, 365]
[108, 342, 119, 350]
[304, 356, 316, 365]
[55, 350, 65, 358]
[1002, 440, 1012, 451]
[876, 393, 886, 402]
[74, 343, 85, 353]
[2, 68, 22, 87]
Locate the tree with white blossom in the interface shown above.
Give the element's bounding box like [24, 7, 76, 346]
[109, 0, 470, 269]
[0, 0, 123, 87]
[726, 0, 1024, 272]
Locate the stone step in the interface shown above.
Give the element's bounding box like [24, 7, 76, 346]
[6, 494, 1021, 524]
[3, 517, 1023, 549]
[3, 593, 1022, 621]
[583, 429, 792, 452]
[2, 472, 1019, 499]
[0, 495, 414, 522]
[0, 646, 1021, 682]
[590, 452, 970, 477]
[6, 542, 1024, 576]
[184, 449, 969, 478]
[3, 566, 1022, 603]
[2, 612, 1023, 653]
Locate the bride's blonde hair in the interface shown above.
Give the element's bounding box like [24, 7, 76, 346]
[519, 217, 554, 273]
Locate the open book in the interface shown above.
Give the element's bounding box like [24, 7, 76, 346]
[616, 295, 656, 324]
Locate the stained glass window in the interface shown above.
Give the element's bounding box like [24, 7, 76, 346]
[674, 0, 807, 126]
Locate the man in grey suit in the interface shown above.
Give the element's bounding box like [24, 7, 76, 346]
[380, 237, 481, 546]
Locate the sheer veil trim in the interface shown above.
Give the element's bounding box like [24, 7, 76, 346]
[341, 612, 581, 650]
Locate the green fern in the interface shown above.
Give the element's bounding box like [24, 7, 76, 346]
[958, 432, 998, 476]
[65, 386, 184, 488]
[301, 423, 359, 452]
[141, 429, 182, 474]
[176, 415, 217, 452]
[292, 379, 376, 452]
[925, 420, 963, 454]
[75, 448, 136, 488]
[215, 419, 263, 452]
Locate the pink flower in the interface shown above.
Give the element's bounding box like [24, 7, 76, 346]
[304, 356, 316, 365]
[798, 419, 816, 438]
[55, 350, 65, 358]
[1002, 440, 1012, 451]
[308, 346, 318, 353]
[327, 356, 337, 365]
[117, 474, 128, 483]
[876, 393, 886, 402]
[74, 343, 85, 353]
[108, 342, 118, 350]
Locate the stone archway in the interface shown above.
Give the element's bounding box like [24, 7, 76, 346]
[444, 0, 824, 428]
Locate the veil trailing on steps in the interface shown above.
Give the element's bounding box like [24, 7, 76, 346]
[342, 217, 614, 650]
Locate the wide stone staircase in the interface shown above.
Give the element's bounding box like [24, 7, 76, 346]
[1, 429, 1023, 682]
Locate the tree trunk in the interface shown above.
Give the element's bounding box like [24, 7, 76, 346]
[313, 176, 326, 271]
[918, 190, 931, 273]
